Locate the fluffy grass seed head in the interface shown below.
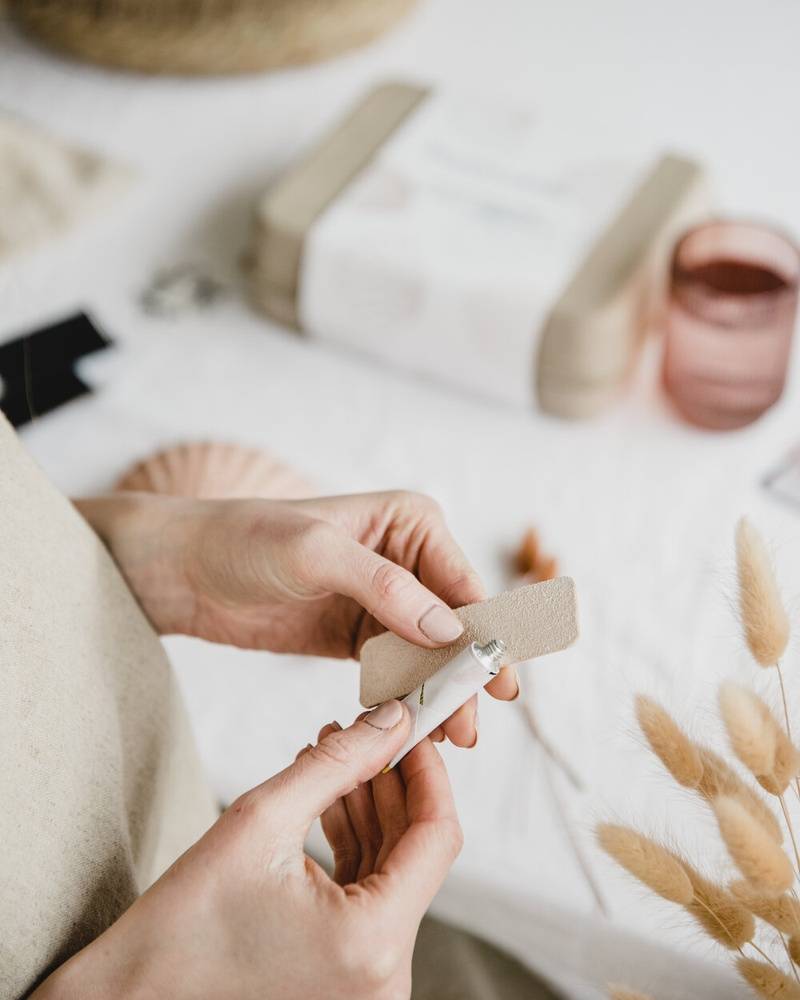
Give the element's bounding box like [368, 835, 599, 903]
[597, 824, 693, 905]
[761, 728, 800, 797]
[697, 746, 783, 843]
[635, 695, 703, 788]
[608, 989, 655, 1000]
[718, 682, 800, 795]
[789, 936, 800, 967]
[713, 795, 794, 895]
[730, 880, 800, 935]
[683, 864, 754, 949]
[736, 957, 800, 999]
[735, 517, 790, 667]
[719, 682, 778, 781]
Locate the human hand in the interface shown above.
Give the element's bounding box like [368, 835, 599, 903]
[77, 490, 519, 746]
[35, 702, 461, 1000]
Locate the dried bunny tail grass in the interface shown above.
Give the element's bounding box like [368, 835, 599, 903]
[790, 936, 800, 967]
[713, 795, 795, 895]
[719, 682, 777, 779]
[599, 821, 755, 949]
[736, 957, 800, 999]
[719, 682, 800, 795]
[730, 880, 800, 934]
[682, 864, 754, 949]
[761, 732, 800, 797]
[597, 824, 693, 904]
[697, 747, 783, 843]
[608, 989, 655, 1000]
[635, 695, 703, 788]
[736, 517, 790, 667]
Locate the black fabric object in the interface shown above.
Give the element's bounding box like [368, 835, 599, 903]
[0, 313, 111, 427]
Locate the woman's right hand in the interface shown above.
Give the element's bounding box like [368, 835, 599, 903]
[34, 700, 462, 1000]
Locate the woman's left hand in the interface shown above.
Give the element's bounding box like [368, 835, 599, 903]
[76, 490, 519, 747]
[34, 704, 462, 1000]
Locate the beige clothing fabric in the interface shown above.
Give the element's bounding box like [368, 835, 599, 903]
[412, 918, 560, 1000]
[0, 412, 217, 998]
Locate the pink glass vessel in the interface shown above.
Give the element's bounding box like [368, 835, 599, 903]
[662, 220, 799, 430]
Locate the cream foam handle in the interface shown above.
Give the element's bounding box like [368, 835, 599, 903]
[360, 577, 579, 708]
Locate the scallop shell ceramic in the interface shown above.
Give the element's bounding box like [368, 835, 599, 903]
[115, 442, 312, 500]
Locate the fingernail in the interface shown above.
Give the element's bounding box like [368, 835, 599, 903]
[364, 699, 404, 730]
[419, 605, 463, 643]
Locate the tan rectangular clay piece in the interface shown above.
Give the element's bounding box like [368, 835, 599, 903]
[359, 577, 579, 707]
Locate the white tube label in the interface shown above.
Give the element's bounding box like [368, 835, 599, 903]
[387, 644, 493, 769]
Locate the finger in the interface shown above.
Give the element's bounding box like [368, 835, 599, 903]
[318, 536, 465, 649]
[321, 797, 361, 886]
[429, 725, 445, 743]
[259, 701, 410, 836]
[319, 717, 383, 880]
[371, 765, 409, 869]
[376, 739, 463, 923]
[344, 780, 383, 881]
[441, 695, 478, 748]
[339, 718, 386, 878]
[416, 520, 486, 609]
[485, 664, 520, 701]
[316, 724, 362, 886]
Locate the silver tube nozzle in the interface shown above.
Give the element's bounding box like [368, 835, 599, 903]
[473, 638, 507, 665]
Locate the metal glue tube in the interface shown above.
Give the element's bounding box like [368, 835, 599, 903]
[385, 639, 507, 770]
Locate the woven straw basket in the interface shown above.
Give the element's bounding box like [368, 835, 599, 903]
[10, 0, 417, 75]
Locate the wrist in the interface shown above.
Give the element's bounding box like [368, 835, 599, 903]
[31, 935, 154, 1000]
[74, 493, 199, 635]
[73, 492, 166, 550]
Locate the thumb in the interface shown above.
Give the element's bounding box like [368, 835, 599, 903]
[261, 700, 410, 836]
[318, 536, 465, 649]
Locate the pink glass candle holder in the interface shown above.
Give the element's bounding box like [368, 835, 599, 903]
[662, 220, 799, 430]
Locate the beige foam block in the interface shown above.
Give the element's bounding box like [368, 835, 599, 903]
[359, 577, 579, 707]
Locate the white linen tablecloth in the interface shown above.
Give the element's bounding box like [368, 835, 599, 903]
[3, 3, 800, 996]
